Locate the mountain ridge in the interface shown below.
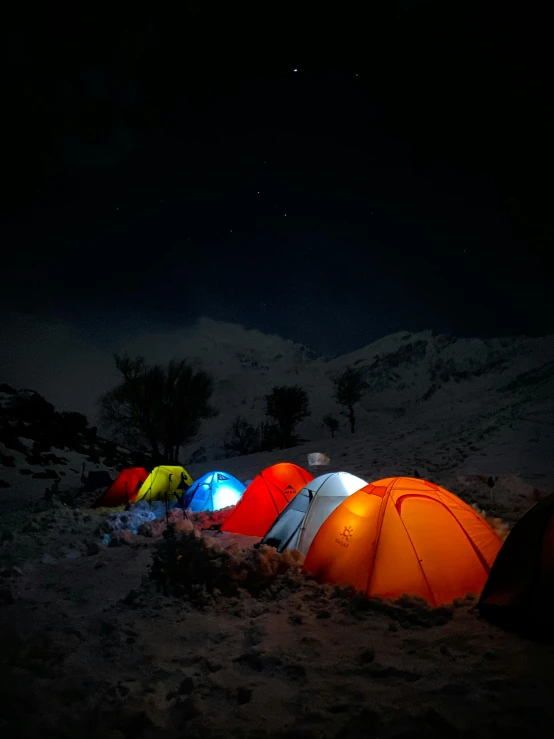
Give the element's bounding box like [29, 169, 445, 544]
[1, 321, 553, 481]
[177, 325, 553, 461]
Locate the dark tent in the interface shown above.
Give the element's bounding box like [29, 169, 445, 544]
[478, 493, 554, 637]
[83, 470, 113, 492]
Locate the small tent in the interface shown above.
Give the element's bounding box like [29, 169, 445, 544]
[303, 476, 502, 606]
[262, 471, 368, 554]
[82, 470, 113, 492]
[184, 471, 246, 512]
[478, 493, 554, 635]
[221, 462, 313, 537]
[134, 465, 194, 504]
[94, 467, 149, 508]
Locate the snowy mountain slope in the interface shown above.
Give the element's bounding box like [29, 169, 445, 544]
[2, 323, 553, 512]
[172, 322, 554, 463]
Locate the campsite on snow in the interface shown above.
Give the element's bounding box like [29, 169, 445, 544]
[1, 326, 554, 739]
[2, 6, 553, 735]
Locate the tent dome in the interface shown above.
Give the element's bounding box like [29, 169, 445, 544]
[303, 476, 502, 605]
[221, 462, 313, 537]
[478, 493, 554, 635]
[83, 470, 113, 493]
[94, 467, 149, 507]
[135, 465, 194, 504]
[262, 471, 368, 554]
[184, 471, 246, 512]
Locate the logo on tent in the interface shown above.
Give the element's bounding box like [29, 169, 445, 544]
[335, 525, 354, 548]
[284, 485, 296, 497]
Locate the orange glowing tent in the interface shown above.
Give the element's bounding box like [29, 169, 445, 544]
[303, 476, 502, 605]
[94, 467, 149, 508]
[221, 462, 314, 537]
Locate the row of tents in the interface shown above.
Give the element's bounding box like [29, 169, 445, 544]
[220, 465, 502, 607]
[93, 462, 554, 634]
[94, 465, 245, 512]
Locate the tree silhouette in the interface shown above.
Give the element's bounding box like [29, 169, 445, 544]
[99, 354, 217, 464]
[322, 413, 339, 438]
[333, 367, 368, 434]
[223, 416, 259, 457]
[265, 385, 310, 449]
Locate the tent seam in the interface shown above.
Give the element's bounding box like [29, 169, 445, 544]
[365, 478, 396, 598]
[397, 492, 495, 575]
[389, 486, 437, 606]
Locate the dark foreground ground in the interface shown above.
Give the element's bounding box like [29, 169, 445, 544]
[1, 496, 554, 739]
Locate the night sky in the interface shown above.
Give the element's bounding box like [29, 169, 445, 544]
[2, 3, 553, 361]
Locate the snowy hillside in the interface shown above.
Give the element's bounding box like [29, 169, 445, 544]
[2, 323, 553, 505]
[0, 384, 142, 511]
[171, 322, 554, 476]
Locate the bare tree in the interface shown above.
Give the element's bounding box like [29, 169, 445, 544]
[322, 413, 339, 438]
[223, 416, 259, 457]
[265, 385, 310, 449]
[333, 367, 368, 434]
[99, 355, 217, 464]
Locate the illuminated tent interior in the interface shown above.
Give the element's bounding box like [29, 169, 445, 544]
[262, 471, 368, 554]
[184, 471, 246, 512]
[134, 465, 194, 504]
[221, 462, 314, 537]
[94, 467, 149, 507]
[478, 492, 554, 634]
[303, 476, 502, 605]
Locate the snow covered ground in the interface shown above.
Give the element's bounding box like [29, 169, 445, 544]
[1, 494, 553, 738]
[0, 440, 116, 512]
[1, 425, 553, 737]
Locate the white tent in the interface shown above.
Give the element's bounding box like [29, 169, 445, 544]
[261, 471, 368, 555]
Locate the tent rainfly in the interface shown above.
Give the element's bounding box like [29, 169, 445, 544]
[478, 492, 554, 635]
[303, 476, 502, 606]
[221, 462, 313, 537]
[134, 465, 194, 504]
[94, 467, 149, 507]
[82, 470, 113, 492]
[184, 471, 246, 512]
[262, 471, 368, 554]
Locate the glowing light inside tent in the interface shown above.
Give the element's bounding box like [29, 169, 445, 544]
[186, 471, 246, 512]
[214, 484, 242, 509]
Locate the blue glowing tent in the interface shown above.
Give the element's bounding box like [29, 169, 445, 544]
[184, 471, 246, 512]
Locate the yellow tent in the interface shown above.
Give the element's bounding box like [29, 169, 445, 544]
[135, 465, 194, 504]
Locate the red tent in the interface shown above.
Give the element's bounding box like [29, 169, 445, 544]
[94, 467, 149, 508]
[221, 462, 313, 536]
